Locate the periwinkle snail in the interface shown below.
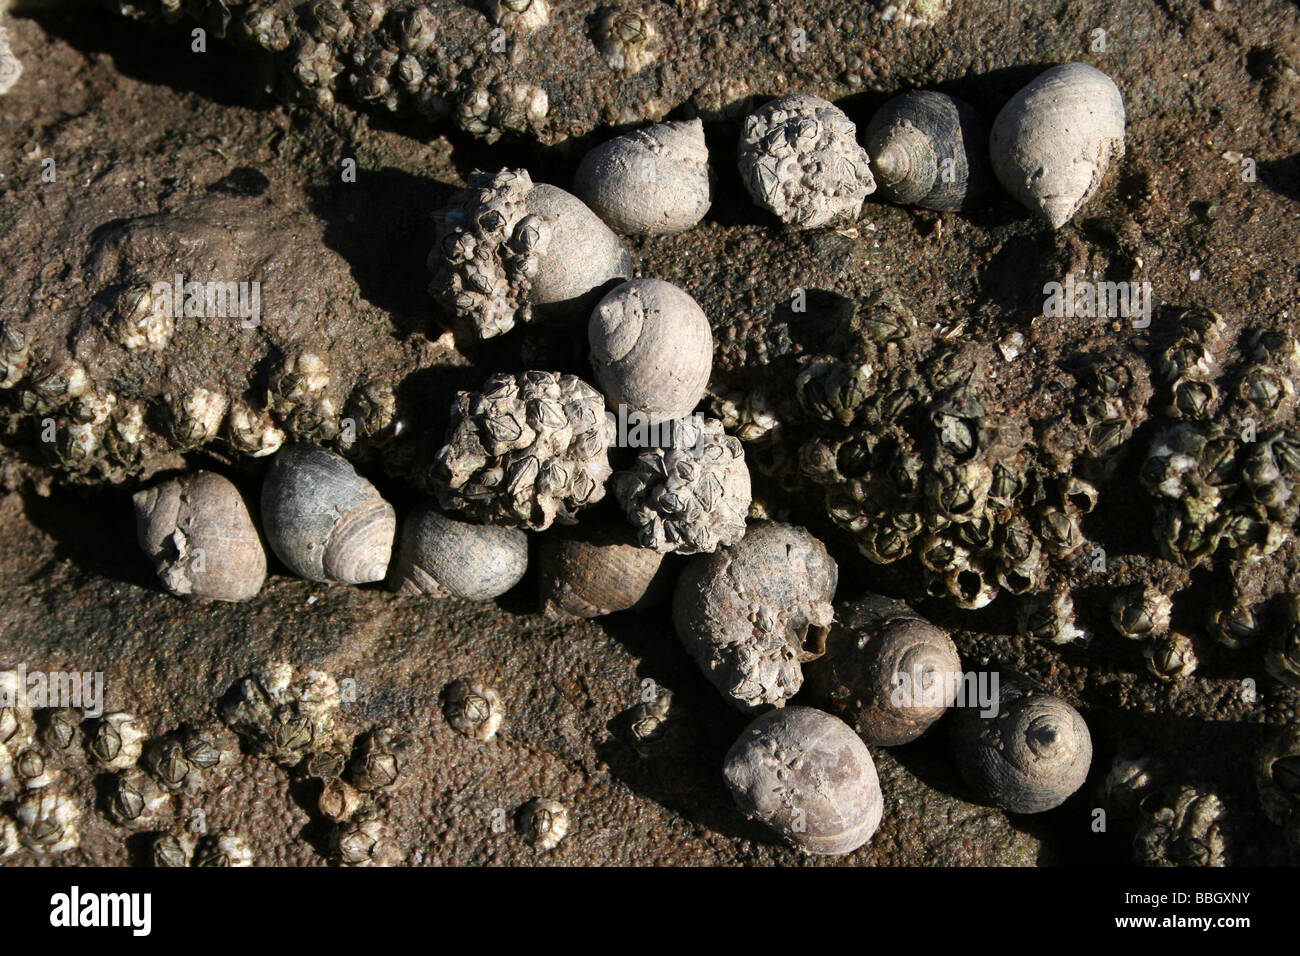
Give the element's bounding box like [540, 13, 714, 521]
[589, 278, 713, 425]
[261, 444, 396, 585]
[133, 471, 267, 603]
[990, 62, 1126, 229]
[387, 501, 528, 600]
[673, 522, 837, 712]
[536, 517, 675, 618]
[805, 594, 963, 746]
[863, 90, 992, 212]
[723, 706, 883, 856]
[950, 676, 1092, 813]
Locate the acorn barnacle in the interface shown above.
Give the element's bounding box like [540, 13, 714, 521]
[614, 417, 751, 555]
[537, 517, 675, 618]
[1109, 585, 1173, 639]
[432, 371, 614, 531]
[1266, 595, 1300, 689]
[334, 811, 403, 866]
[518, 797, 569, 850]
[220, 662, 341, 766]
[1144, 631, 1198, 681]
[485, 0, 550, 33]
[723, 706, 883, 855]
[805, 594, 963, 746]
[593, 7, 661, 74]
[575, 119, 712, 236]
[15, 791, 80, 854]
[863, 90, 992, 212]
[0, 324, 29, 389]
[990, 63, 1126, 229]
[150, 831, 195, 867]
[673, 522, 837, 712]
[107, 769, 172, 830]
[268, 351, 339, 442]
[442, 678, 504, 741]
[167, 386, 228, 447]
[107, 282, 174, 351]
[348, 726, 409, 792]
[88, 712, 146, 771]
[738, 94, 876, 230]
[388, 501, 528, 600]
[428, 169, 634, 340]
[195, 833, 254, 867]
[1134, 785, 1226, 867]
[950, 676, 1092, 813]
[261, 444, 397, 585]
[225, 398, 286, 458]
[134, 471, 267, 603]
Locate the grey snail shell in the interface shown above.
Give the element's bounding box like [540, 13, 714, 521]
[805, 593, 963, 746]
[950, 675, 1092, 813]
[990, 62, 1126, 229]
[723, 706, 883, 856]
[260, 444, 396, 585]
[537, 516, 676, 618]
[864, 90, 993, 212]
[387, 501, 528, 600]
[133, 471, 266, 602]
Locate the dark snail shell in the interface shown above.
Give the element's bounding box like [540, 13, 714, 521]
[260, 444, 396, 585]
[950, 675, 1092, 813]
[133, 471, 266, 602]
[805, 593, 962, 746]
[387, 501, 528, 600]
[864, 90, 992, 212]
[537, 517, 676, 618]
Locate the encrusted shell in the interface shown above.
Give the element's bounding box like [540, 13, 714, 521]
[990, 62, 1126, 229]
[387, 501, 528, 600]
[864, 90, 992, 211]
[133, 471, 267, 603]
[805, 594, 963, 746]
[723, 706, 883, 856]
[737, 93, 876, 230]
[261, 444, 396, 585]
[950, 676, 1092, 813]
[673, 522, 837, 712]
[537, 517, 675, 618]
[589, 278, 713, 424]
[575, 119, 713, 236]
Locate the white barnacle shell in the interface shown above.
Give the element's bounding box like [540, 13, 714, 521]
[589, 278, 713, 424]
[0, 19, 21, 96]
[89, 712, 146, 771]
[260, 444, 396, 584]
[737, 93, 876, 230]
[225, 397, 286, 458]
[990, 62, 1126, 229]
[109, 283, 174, 351]
[519, 797, 569, 850]
[486, 0, 549, 32]
[168, 386, 229, 445]
[388, 501, 528, 599]
[15, 792, 79, 854]
[864, 90, 992, 211]
[575, 118, 713, 236]
[134, 471, 267, 603]
[593, 7, 660, 74]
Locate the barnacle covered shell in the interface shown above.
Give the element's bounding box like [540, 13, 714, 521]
[864, 91, 992, 211]
[433, 371, 613, 531]
[589, 278, 713, 424]
[950, 676, 1092, 813]
[673, 522, 837, 712]
[537, 517, 675, 618]
[614, 417, 751, 554]
[575, 119, 712, 236]
[428, 169, 634, 340]
[805, 594, 963, 746]
[134, 471, 267, 603]
[737, 94, 876, 230]
[723, 706, 883, 855]
[990, 63, 1126, 229]
[261, 444, 396, 585]
[387, 501, 528, 600]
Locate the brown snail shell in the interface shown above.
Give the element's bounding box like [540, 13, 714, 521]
[805, 593, 962, 746]
[723, 706, 883, 856]
[260, 444, 396, 585]
[133, 471, 266, 603]
[387, 501, 528, 600]
[864, 90, 992, 212]
[950, 675, 1092, 813]
[589, 278, 713, 424]
[537, 516, 676, 618]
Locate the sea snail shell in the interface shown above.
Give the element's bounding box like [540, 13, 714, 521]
[575, 118, 713, 236]
[261, 444, 396, 585]
[990, 62, 1126, 229]
[537, 517, 676, 618]
[805, 593, 963, 746]
[133, 471, 267, 603]
[864, 90, 993, 212]
[388, 501, 528, 600]
[589, 278, 713, 425]
[724, 706, 883, 856]
[950, 675, 1092, 813]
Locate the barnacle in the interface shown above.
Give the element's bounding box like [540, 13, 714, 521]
[593, 8, 661, 74]
[1266, 595, 1300, 688]
[348, 727, 408, 792]
[1018, 585, 1086, 645]
[1110, 585, 1173, 639]
[15, 791, 80, 854]
[1144, 631, 1198, 681]
[334, 811, 402, 866]
[167, 387, 229, 446]
[107, 283, 174, 351]
[518, 798, 569, 850]
[88, 713, 146, 771]
[433, 371, 613, 531]
[268, 351, 339, 442]
[221, 662, 341, 767]
[195, 834, 254, 867]
[1134, 786, 1226, 867]
[108, 769, 172, 830]
[442, 679, 504, 741]
[1256, 726, 1300, 847]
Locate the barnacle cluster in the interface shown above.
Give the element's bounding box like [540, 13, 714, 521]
[220, 662, 342, 767]
[432, 371, 614, 531]
[1134, 785, 1227, 867]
